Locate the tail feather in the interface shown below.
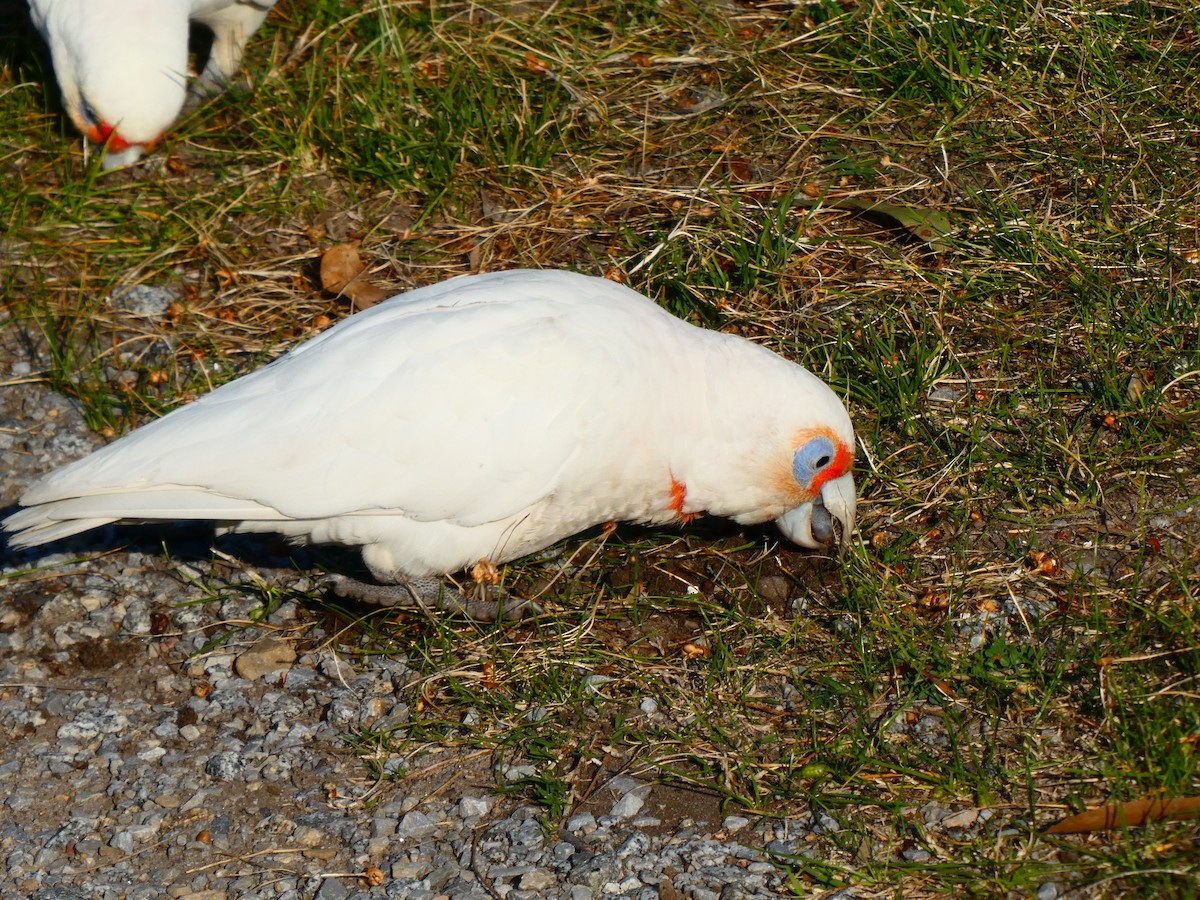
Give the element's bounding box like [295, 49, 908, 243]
[3, 488, 285, 550]
[4, 515, 118, 550]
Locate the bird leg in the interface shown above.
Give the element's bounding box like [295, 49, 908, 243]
[325, 574, 539, 622]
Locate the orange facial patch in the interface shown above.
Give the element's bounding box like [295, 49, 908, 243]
[809, 437, 854, 495]
[84, 121, 149, 153]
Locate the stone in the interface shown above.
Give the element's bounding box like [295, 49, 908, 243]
[722, 815, 750, 832]
[611, 792, 645, 820]
[313, 877, 349, 900]
[941, 808, 980, 830]
[293, 826, 325, 848]
[459, 796, 491, 819]
[566, 812, 596, 834]
[110, 831, 136, 853]
[756, 575, 792, 605]
[234, 638, 297, 681]
[107, 284, 180, 317]
[519, 868, 557, 890]
[204, 752, 244, 782]
[397, 810, 437, 840]
[58, 710, 130, 743]
[318, 653, 356, 684]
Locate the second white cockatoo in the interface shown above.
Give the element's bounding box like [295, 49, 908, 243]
[28, 0, 282, 168]
[4, 270, 857, 619]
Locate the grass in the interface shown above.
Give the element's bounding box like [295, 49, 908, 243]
[3, 0, 1200, 895]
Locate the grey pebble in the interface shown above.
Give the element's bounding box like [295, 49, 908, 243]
[204, 752, 245, 782]
[459, 796, 491, 818]
[502, 763, 538, 782]
[610, 791, 646, 820]
[319, 653, 357, 685]
[518, 868, 556, 890]
[58, 709, 130, 743]
[397, 810, 437, 840]
[106, 283, 180, 317]
[313, 878, 350, 900]
[566, 812, 596, 834]
[928, 385, 962, 404]
[110, 830, 136, 853]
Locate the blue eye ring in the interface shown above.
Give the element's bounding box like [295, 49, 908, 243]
[793, 435, 837, 488]
[79, 96, 100, 129]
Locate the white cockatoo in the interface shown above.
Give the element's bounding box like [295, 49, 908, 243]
[28, 0, 282, 168]
[4, 270, 857, 618]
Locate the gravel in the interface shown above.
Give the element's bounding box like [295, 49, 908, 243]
[0, 329, 1006, 899]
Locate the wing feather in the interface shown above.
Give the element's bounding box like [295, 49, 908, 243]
[12, 271, 675, 543]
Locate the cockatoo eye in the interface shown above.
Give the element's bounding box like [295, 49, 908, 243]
[793, 434, 838, 488]
[79, 96, 100, 129]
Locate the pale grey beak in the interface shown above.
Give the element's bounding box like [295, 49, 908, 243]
[776, 473, 857, 552]
[102, 146, 146, 170]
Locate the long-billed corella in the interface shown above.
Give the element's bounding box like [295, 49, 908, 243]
[4, 269, 856, 618]
[29, 0, 283, 169]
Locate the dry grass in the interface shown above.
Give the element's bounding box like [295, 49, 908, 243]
[3, 0, 1200, 895]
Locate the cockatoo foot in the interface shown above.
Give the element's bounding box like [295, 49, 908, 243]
[325, 575, 539, 622]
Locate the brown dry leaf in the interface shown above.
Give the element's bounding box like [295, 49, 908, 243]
[523, 52, 550, 75]
[725, 157, 751, 182]
[1044, 796, 1200, 834]
[1025, 550, 1058, 575]
[319, 242, 393, 310]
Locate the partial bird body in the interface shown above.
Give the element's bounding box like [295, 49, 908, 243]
[29, 0, 281, 168]
[5, 270, 856, 611]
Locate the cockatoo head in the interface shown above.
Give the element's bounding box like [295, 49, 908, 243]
[775, 425, 857, 552]
[685, 344, 858, 553]
[741, 356, 857, 550]
[37, 1, 189, 169]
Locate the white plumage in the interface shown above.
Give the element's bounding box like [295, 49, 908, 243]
[29, 0, 282, 168]
[5, 270, 856, 610]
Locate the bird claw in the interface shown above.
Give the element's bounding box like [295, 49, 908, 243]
[325, 574, 540, 622]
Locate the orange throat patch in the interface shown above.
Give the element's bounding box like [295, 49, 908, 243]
[669, 478, 701, 524]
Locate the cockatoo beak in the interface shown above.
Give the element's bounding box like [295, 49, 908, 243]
[777, 473, 857, 553]
[79, 119, 151, 170]
[101, 146, 146, 170]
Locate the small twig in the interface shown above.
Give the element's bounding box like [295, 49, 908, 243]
[1099, 646, 1200, 667]
[185, 846, 318, 874]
